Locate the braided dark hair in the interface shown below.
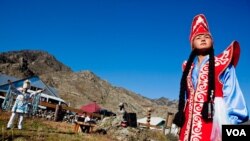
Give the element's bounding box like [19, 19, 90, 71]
[173, 49, 197, 127]
[173, 47, 215, 127]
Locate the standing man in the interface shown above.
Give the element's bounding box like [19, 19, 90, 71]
[6, 79, 42, 130]
[173, 14, 249, 141]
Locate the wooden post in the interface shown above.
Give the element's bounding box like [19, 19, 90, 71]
[162, 125, 166, 134]
[54, 104, 61, 121]
[165, 112, 174, 134]
[147, 107, 152, 129]
[74, 122, 80, 133]
[166, 112, 174, 128]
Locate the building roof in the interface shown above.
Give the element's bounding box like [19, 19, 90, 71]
[0, 73, 18, 86]
[0, 74, 59, 98]
[137, 117, 165, 126]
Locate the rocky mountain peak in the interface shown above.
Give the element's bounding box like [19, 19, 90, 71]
[0, 50, 71, 78]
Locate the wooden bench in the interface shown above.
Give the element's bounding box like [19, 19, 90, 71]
[74, 121, 96, 133]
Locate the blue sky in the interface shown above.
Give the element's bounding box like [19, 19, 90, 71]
[1, 0, 250, 115]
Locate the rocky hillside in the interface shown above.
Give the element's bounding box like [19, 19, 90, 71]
[0, 50, 71, 78]
[0, 50, 178, 118]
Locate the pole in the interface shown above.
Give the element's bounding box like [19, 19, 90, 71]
[147, 107, 152, 129]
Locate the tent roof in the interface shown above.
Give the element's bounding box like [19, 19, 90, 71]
[80, 102, 101, 113]
[137, 117, 165, 126]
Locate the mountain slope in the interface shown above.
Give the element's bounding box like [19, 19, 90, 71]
[0, 50, 177, 118]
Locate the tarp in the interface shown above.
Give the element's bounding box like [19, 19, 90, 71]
[80, 102, 101, 113]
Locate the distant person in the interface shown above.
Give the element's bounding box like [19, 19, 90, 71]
[6, 80, 43, 130]
[84, 114, 91, 123]
[118, 102, 128, 127]
[118, 102, 127, 120]
[173, 14, 249, 141]
[82, 114, 93, 133]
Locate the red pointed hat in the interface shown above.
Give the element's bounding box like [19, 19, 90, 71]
[189, 14, 212, 43]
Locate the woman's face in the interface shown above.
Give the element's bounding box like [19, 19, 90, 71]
[192, 34, 213, 50]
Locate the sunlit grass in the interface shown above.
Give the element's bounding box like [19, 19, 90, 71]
[0, 111, 115, 141]
[1, 111, 177, 141]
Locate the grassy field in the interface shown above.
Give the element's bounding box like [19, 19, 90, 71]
[0, 111, 115, 141]
[1, 111, 177, 141]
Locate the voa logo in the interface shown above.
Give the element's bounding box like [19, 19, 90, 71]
[226, 129, 246, 136]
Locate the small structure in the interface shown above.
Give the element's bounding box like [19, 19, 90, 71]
[137, 116, 166, 129]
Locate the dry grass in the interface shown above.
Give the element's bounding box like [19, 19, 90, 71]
[1, 110, 177, 141]
[0, 111, 116, 141]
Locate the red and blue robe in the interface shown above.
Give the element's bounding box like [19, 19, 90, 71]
[179, 41, 249, 141]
